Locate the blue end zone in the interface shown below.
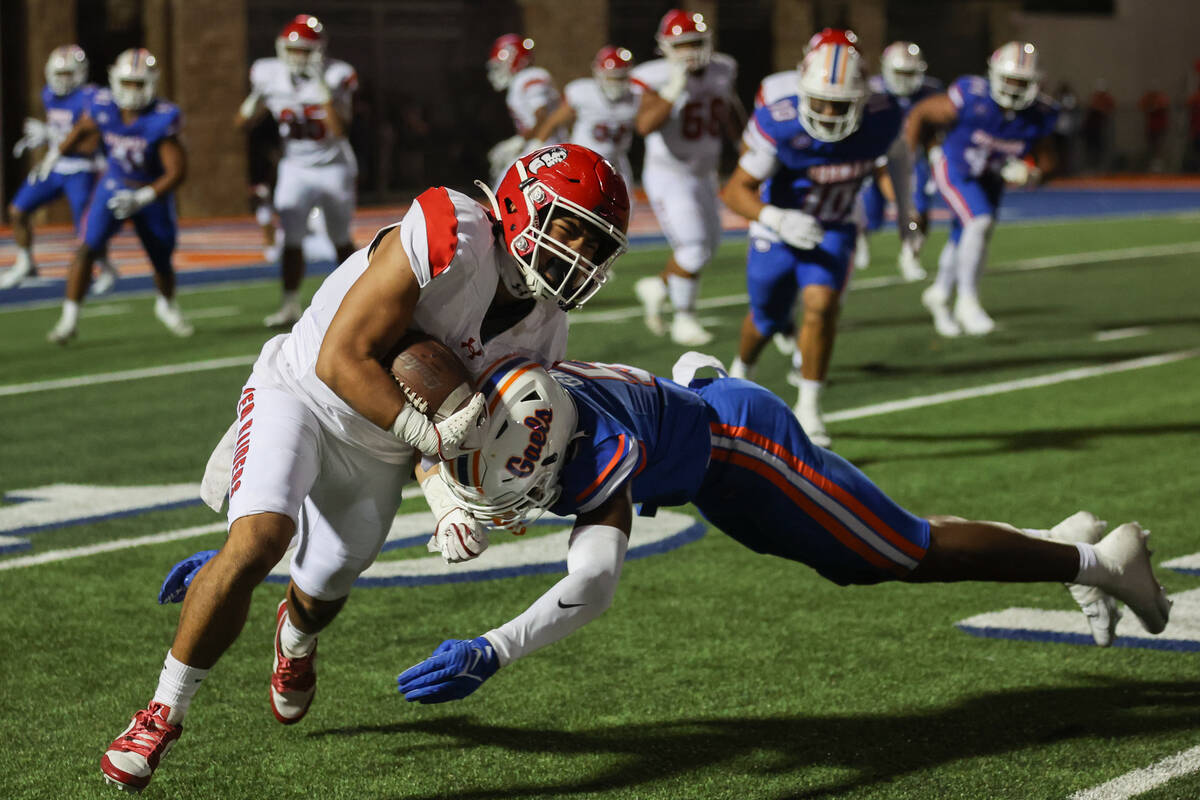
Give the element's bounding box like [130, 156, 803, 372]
[957, 624, 1200, 652]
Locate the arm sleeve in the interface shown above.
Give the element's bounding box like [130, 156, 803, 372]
[483, 524, 628, 665]
[738, 111, 781, 180]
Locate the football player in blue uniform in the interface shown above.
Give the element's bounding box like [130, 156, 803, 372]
[855, 41, 942, 281]
[3, 46, 118, 292]
[722, 41, 902, 447]
[905, 42, 1059, 337]
[45, 48, 192, 344]
[393, 355, 1171, 703]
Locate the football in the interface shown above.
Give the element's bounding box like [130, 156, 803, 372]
[385, 331, 473, 421]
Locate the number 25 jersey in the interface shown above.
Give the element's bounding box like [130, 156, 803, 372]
[250, 57, 358, 168]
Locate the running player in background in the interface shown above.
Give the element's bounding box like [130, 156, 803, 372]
[3, 45, 118, 293]
[237, 14, 359, 329]
[45, 48, 191, 344]
[485, 34, 566, 185]
[632, 8, 744, 347]
[906, 42, 1058, 337]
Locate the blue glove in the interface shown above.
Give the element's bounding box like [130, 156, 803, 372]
[397, 637, 499, 703]
[157, 549, 219, 604]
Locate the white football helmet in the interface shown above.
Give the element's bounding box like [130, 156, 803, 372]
[881, 41, 927, 97]
[655, 9, 713, 71]
[440, 358, 578, 533]
[988, 41, 1041, 111]
[275, 14, 326, 76]
[108, 49, 159, 110]
[797, 42, 868, 142]
[46, 45, 88, 96]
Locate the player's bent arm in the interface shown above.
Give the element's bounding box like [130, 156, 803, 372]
[531, 100, 575, 145]
[635, 90, 674, 136]
[151, 136, 187, 197]
[482, 486, 633, 666]
[720, 165, 767, 222]
[903, 93, 958, 156]
[315, 227, 420, 430]
[54, 115, 99, 157]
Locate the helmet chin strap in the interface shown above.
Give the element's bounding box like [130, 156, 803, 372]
[475, 179, 535, 299]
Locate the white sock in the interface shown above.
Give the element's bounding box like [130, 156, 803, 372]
[934, 240, 957, 297]
[16, 247, 33, 268]
[666, 274, 697, 312]
[281, 289, 300, 308]
[155, 294, 176, 315]
[1074, 542, 1104, 584]
[728, 357, 754, 380]
[278, 610, 317, 658]
[797, 378, 824, 413]
[152, 650, 209, 725]
[790, 349, 804, 372]
[61, 299, 79, 328]
[955, 215, 993, 298]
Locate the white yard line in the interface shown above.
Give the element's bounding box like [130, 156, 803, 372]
[1069, 744, 1200, 800]
[0, 522, 226, 571]
[0, 355, 256, 397]
[1094, 326, 1152, 342]
[825, 349, 1200, 423]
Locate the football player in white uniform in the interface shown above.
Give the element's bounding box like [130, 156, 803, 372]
[632, 9, 744, 347]
[236, 14, 359, 328]
[98, 144, 630, 793]
[485, 34, 565, 184]
[532, 46, 638, 201]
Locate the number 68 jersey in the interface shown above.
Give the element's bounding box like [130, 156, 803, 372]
[740, 91, 902, 233]
[250, 57, 358, 168]
[631, 54, 737, 175]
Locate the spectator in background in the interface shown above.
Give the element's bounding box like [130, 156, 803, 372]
[1053, 82, 1080, 175]
[1138, 89, 1170, 172]
[1082, 80, 1115, 172]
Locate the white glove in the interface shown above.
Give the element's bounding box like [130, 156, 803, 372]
[106, 186, 157, 220]
[238, 90, 264, 120]
[29, 148, 61, 184]
[427, 507, 490, 563]
[658, 60, 689, 104]
[1000, 157, 1040, 186]
[391, 391, 487, 461]
[758, 205, 824, 250]
[487, 135, 526, 178]
[12, 118, 48, 157]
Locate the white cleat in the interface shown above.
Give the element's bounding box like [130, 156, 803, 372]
[91, 262, 119, 296]
[263, 301, 302, 329]
[155, 301, 195, 338]
[634, 276, 669, 337]
[854, 231, 870, 269]
[794, 401, 831, 448]
[46, 316, 77, 345]
[954, 295, 996, 336]
[772, 332, 796, 356]
[898, 242, 927, 282]
[670, 312, 714, 347]
[1045, 511, 1119, 646]
[0, 257, 36, 289]
[921, 285, 962, 338]
[1092, 522, 1172, 637]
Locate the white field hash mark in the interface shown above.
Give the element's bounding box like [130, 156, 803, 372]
[1069, 744, 1200, 800]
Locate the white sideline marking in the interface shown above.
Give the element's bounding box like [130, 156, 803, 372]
[825, 349, 1200, 423]
[0, 522, 226, 571]
[1069, 745, 1200, 800]
[0, 355, 256, 397]
[1094, 326, 1151, 342]
[183, 305, 240, 319]
[81, 304, 131, 318]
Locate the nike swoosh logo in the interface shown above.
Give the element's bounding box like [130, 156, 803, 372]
[557, 599, 586, 609]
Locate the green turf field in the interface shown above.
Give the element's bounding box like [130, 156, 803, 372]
[2, 213, 1198, 799]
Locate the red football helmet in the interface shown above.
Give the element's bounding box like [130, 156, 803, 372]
[804, 28, 859, 56]
[276, 14, 325, 75]
[480, 144, 630, 311]
[487, 34, 535, 91]
[655, 9, 712, 70]
[592, 45, 634, 102]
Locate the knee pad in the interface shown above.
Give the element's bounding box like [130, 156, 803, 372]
[277, 206, 309, 246]
[672, 242, 712, 274]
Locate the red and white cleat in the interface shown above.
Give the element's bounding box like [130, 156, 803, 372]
[270, 599, 317, 724]
[100, 702, 182, 792]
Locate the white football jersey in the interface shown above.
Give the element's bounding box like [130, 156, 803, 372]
[631, 54, 738, 174]
[754, 69, 798, 108]
[268, 187, 567, 462]
[250, 57, 357, 167]
[506, 66, 561, 137]
[563, 77, 637, 184]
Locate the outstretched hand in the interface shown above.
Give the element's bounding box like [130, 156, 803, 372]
[397, 637, 499, 703]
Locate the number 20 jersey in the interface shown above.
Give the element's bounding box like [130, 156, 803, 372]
[631, 54, 737, 174]
[250, 57, 358, 167]
[740, 92, 902, 233]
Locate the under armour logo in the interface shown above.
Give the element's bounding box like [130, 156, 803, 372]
[460, 337, 483, 359]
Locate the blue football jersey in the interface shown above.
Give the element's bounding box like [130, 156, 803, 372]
[742, 92, 903, 224]
[42, 84, 99, 171]
[940, 75, 1058, 177]
[88, 89, 182, 184]
[867, 74, 943, 115]
[546, 361, 714, 517]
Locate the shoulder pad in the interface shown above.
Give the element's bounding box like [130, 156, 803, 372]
[764, 98, 797, 122]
